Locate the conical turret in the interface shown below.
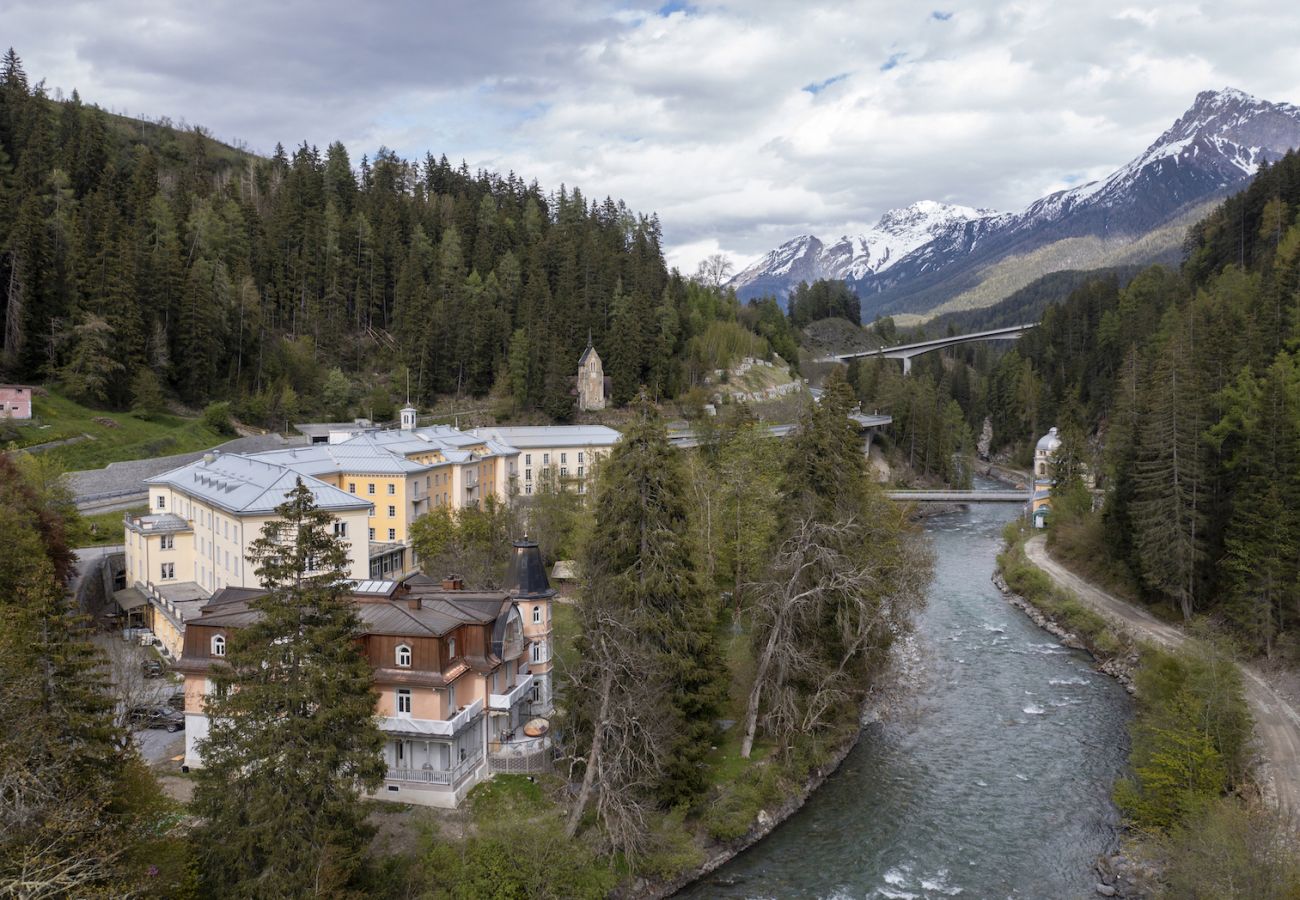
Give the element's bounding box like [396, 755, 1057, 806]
[505, 539, 556, 599]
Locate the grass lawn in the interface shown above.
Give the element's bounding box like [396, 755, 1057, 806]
[14, 390, 228, 470]
[550, 601, 581, 677]
[77, 505, 147, 546]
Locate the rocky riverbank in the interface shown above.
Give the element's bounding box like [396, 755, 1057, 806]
[992, 571, 1138, 695]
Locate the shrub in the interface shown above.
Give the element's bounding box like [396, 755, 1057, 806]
[1114, 643, 1251, 831]
[1157, 797, 1300, 899]
[201, 402, 234, 436]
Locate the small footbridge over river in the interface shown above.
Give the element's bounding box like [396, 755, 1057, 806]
[886, 489, 1032, 503]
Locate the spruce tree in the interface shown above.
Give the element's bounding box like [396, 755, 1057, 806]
[578, 400, 724, 806]
[192, 480, 385, 897]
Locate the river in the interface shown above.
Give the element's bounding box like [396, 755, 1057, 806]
[681, 484, 1132, 899]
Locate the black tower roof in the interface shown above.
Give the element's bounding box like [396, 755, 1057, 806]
[505, 539, 557, 600]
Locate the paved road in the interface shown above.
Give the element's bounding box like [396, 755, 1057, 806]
[1025, 535, 1300, 825]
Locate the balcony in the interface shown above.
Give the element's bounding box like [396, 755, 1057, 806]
[489, 677, 534, 711]
[488, 734, 552, 775]
[377, 698, 483, 737]
[388, 746, 483, 786]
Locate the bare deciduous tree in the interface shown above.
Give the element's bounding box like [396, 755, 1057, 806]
[693, 253, 734, 289]
[741, 515, 930, 758]
[563, 603, 671, 864]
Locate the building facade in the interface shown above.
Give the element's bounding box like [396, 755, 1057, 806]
[1030, 426, 1061, 528]
[467, 425, 619, 497]
[0, 384, 33, 419]
[577, 344, 606, 411]
[175, 541, 557, 808]
[123, 452, 373, 658]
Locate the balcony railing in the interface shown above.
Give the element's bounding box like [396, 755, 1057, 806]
[377, 698, 483, 737]
[387, 747, 483, 786]
[488, 735, 552, 775]
[489, 677, 534, 711]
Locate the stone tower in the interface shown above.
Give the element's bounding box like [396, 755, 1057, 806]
[577, 342, 605, 412]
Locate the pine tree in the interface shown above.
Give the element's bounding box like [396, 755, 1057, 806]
[1132, 310, 1208, 620]
[0, 455, 183, 895]
[575, 401, 724, 807]
[192, 480, 385, 896]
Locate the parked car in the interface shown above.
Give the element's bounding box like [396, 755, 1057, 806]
[142, 658, 164, 678]
[166, 692, 185, 711]
[128, 706, 184, 733]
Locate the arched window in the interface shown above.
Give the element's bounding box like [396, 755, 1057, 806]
[396, 644, 412, 668]
[211, 634, 226, 657]
[532, 605, 541, 624]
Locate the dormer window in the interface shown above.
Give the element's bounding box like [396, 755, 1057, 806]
[448, 637, 456, 660]
[212, 634, 226, 657]
[396, 644, 411, 668]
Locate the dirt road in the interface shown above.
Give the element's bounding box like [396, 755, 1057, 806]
[1024, 535, 1300, 825]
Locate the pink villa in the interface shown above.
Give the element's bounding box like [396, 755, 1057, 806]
[0, 384, 34, 420]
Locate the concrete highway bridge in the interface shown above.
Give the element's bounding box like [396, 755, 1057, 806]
[886, 489, 1031, 503]
[817, 324, 1037, 374]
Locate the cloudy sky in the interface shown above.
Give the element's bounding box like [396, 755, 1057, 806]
[6, 1, 1300, 272]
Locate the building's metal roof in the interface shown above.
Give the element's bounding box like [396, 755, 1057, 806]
[505, 540, 556, 599]
[145, 453, 371, 516]
[126, 512, 193, 534]
[468, 425, 621, 448]
[248, 441, 433, 477]
[1036, 427, 1062, 453]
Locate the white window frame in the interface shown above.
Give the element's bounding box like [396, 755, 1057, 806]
[396, 688, 412, 716]
[160, 534, 174, 550]
[448, 637, 456, 659]
[160, 562, 174, 580]
[388, 483, 396, 495]
[532, 605, 541, 624]
[212, 634, 226, 657]
[396, 644, 412, 668]
[156, 495, 166, 510]
[387, 528, 396, 541]
[531, 641, 541, 663]
[387, 505, 396, 517]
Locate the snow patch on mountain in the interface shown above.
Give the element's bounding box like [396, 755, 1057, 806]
[731, 201, 998, 294]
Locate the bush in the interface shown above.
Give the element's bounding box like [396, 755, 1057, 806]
[415, 777, 616, 900]
[201, 402, 234, 436]
[1114, 643, 1251, 831]
[1157, 797, 1300, 898]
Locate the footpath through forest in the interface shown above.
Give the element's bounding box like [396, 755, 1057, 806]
[1024, 535, 1300, 827]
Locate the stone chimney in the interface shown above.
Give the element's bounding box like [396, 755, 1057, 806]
[440, 575, 464, 591]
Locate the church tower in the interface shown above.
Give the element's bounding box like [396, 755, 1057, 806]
[577, 340, 606, 412]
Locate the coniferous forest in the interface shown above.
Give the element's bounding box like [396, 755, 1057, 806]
[971, 151, 1300, 656]
[0, 49, 748, 423]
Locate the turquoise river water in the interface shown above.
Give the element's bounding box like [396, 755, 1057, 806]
[680, 483, 1132, 899]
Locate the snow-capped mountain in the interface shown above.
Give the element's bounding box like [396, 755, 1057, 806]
[731, 88, 1300, 316]
[729, 201, 998, 300]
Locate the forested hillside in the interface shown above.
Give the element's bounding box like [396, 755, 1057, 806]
[981, 151, 1300, 654]
[0, 49, 748, 425]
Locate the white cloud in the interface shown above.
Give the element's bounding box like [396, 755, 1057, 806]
[5, 0, 1300, 273]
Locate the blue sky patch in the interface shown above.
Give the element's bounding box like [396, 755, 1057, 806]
[932, 10, 953, 20]
[881, 52, 907, 71]
[658, 1, 695, 16]
[803, 72, 849, 94]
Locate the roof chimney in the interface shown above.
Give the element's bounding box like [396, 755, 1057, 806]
[440, 575, 464, 591]
[505, 539, 556, 599]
